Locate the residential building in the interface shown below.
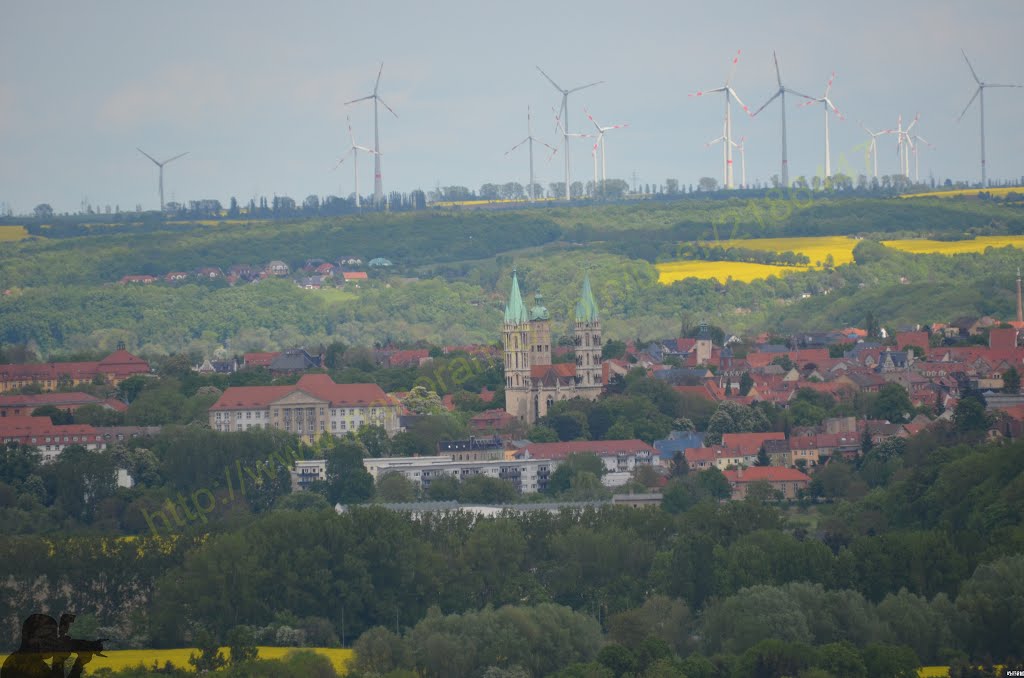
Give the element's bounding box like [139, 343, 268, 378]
[0, 416, 106, 461]
[723, 466, 811, 500]
[209, 373, 401, 442]
[0, 392, 105, 418]
[512, 439, 657, 478]
[291, 459, 328, 491]
[0, 349, 150, 393]
[363, 455, 556, 494]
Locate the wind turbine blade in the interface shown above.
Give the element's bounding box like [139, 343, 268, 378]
[797, 98, 820, 109]
[915, 136, 933, 147]
[728, 87, 751, 114]
[344, 94, 374, 105]
[377, 97, 399, 118]
[859, 121, 874, 135]
[824, 72, 836, 97]
[332, 155, 348, 171]
[584, 106, 602, 132]
[689, 86, 727, 97]
[374, 62, 384, 94]
[505, 137, 530, 156]
[751, 90, 782, 117]
[957, 88, 981, 121]
[347, 115, 356, 146]
[773, 50, 782, 88]
[567, 80, 603, 94]
[726, 49, 741, 87]
[784, 87, 814, 100]
[540, 141, 558, 154]
[906, 114, 920, 133]
[824, 98, 844, 119]
[164, 152, 188, 164]
[705, 136, 726, 147]
[136, 148, 159, 165]
[536, 66, 563, 92]
[355, 145, 379, 155]
[986, 83, 1023, 88]
[961, 49, 982, 85]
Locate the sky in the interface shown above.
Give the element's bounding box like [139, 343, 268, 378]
[2, 1, 1023, 214]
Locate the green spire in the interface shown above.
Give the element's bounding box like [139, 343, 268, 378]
[530, 292, 549, 321]
[505, 270, 528, 323]
[575, 273, 599, 322]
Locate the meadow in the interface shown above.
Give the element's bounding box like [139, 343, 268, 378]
[656, 234, 1024, 284]
[0, 647, 352, 674]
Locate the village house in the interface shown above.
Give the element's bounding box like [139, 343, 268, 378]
[723, 466, 811, 500]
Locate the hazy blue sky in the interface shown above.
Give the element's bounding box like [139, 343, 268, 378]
[2, 1, 1022, 213]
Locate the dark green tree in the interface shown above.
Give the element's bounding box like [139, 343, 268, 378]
[325, 439, 373, 505]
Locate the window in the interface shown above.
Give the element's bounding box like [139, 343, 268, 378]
[246, 411, 251, 419]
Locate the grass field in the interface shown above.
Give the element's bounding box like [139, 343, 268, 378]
[0, 226, 28, 242]
[902, 186, 1023, 199]
[310, 287, 358, 304]
[656, 234, 1024, 284]
[0, 646, 352, 674]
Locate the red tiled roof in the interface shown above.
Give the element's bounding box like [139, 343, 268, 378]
[343, 271, 368, 280]
[516, 439, 656, 460]
[0, 392, 101, 408]
[724, 467, 811, 483]
[243, 352, 280, 367]
[0, 416, 103, 440]
[209, 374, 393, 412]
[685, 446, 756, 464]
[721, 431, 786, 455]
[0, 351, 149, 381]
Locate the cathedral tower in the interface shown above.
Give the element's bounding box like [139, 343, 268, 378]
[503, 271, 531, 420]
[574, 273, 603, 394]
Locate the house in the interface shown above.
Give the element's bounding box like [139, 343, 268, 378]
[0, 416, 106, 462]
[684, 445, 758, 471]
[194, 358, 239, 374]
[368, 257, 393, 267]
[437, 436, 507, 461]
[0, 392, 105, 418]
[363, 455, 556, 494]
[164, 271, 189, 283]
[338, 256, 363, 266]
[723, 466, 811, 500]
[242, 351, 279, 368]
[208, 373, 402, 442]
[195, 267, 223, 279]
[291, 459, 328, 491]
[469, 409, 516, 434]
[266, 260, 290, 276]
[298, 276, 323, 289]
[315, 263, 336, 276]
[513, 439, 657, 480]
[342, 271, 369, 282]
[229, 264, 260, 281]
[0, 349, 151, 393]
[268, 348, 323, 373]
[720, 431, 787, 456]
[119, 275, 156, 284]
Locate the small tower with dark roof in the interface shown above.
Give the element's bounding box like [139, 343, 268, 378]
[529, 292, 552, 367]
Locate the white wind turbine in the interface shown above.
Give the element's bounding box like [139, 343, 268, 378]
[537, 66, 603, 201]
[858, 123, 892, 179]
[137, 148, 188, 212]
[690, 50, 749, 189]
[893, 114, 920, 179]
[958, 49, 1022, 187]
[705, 129, 747, 188]
[908, 132, 934, 183]
[553, 109, 593, 199]
[505, 106, 558, 202]
[751, 51, 812, 187]
[799, 72, 844, 180]
[333, 116, 379, 209]
[584, 107, 628, 194]
[345, 63, 398, 207]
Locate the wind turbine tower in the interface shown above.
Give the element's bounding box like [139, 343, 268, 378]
[137, 148, 188, 212]
[958, 49, 1021, 187]
[858, 122, 892, 179]
[505, 106, 558, 201]
[333, 116, 379, 209]
[799, 73, 844, 180]
[584, 107, 628, 194]
[751, 51, 812, 187]
[690, 50, 749, 189]
[537, 66, 603, 200]
[345, 63, 398, 207]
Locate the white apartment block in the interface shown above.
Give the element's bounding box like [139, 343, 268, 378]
[364, 455, 558, 494]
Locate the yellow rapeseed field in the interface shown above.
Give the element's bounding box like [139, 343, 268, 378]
[901, 186, 1023, 199]
[656, 234, 1024, 284]
[0, 647, 352, 674]
[656, 260, 810, 284]
[0, 225, 29, 241]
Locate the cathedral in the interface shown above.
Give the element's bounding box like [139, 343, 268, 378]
[503, 271, 604, 424]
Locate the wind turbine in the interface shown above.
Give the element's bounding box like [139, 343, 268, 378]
[799, 72, 844, 180]
[705, 128, 746, 188]
[333, 116, 379, 209]
[690, 49, 749, 189]
[958, 49, 1021, 187]
[536, 66, 603, 200]
[584, 107, 628, 194]
[858, 122, 892, 178]
[751, 51, 812, 187]
[345, 63, 398, 207]
[553, 109, 593, 198]
[893, 114, 920, 178]
[909, 133, 934, 183]
[137, 148, 187, 212]
[505, 106, 558, 201]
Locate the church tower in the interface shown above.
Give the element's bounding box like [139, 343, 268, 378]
[574, 273, 603, 395]
[529, 293, 552, 367]
[503, 271, 531, 421]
